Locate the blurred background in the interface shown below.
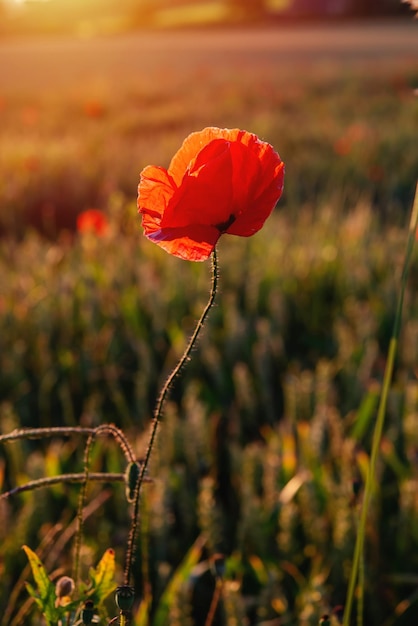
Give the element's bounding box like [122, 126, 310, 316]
[1, 1, 418, 625]
[0, 0, 412, 36]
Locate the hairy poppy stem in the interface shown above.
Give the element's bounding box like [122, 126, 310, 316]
[124, 248, 219, 585]
[70, 425, 136, 589]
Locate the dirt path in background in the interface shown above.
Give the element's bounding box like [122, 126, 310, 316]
[0, 19, 417, 93]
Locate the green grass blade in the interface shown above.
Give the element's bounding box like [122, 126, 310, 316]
[152, 535, 206, 626]
[343, 183, 418, 626]
[350, 387, 379, 441]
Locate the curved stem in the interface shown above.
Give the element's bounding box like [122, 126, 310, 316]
[124, 248, 219, 585]
[0, 472, 128, 499]
[0, 427, 96, 444]
[71, 424, 137, 587]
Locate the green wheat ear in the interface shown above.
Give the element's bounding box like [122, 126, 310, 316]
[343, 183, 418, 626]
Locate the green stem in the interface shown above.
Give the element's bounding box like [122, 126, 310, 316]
[123, 248, 219, 585]
[357, 527, 364, 626]
[343, 183, 418, 626]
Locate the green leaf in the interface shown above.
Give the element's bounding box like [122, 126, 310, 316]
[25, 581, 44, 611]
[87, 548, 118, 607]
[22, 545, 59, 625]
[152, 535, 206, 626]
[133, 592, 152, 626]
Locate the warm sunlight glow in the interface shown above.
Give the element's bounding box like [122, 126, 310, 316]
[9, 0, 51, 3]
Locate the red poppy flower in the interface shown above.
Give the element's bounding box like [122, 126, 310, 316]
[77, 209, 108, 236]
[137, 127, 285, 261]
[83, 99, 106, 119]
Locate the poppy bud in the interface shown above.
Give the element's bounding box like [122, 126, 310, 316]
[115, 585, 135, 612]
[54, 576, 75, 608]
[81, 600, 95, 625]
[55, 575, 75, 599]
[125, 461, 141, 503]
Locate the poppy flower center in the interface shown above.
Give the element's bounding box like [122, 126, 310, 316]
[215, 213, 236, 232]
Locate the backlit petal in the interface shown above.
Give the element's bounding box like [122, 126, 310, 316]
[138, 165, 177, 235]
[162, 139, 234, 229]
[147, 224, 220, 261]
[168, 128, 233, 185]
[227, 161, 285, 236]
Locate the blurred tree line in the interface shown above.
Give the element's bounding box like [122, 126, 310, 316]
[0, 0, 412, 37]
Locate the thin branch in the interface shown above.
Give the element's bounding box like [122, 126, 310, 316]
[0, 427, 96, 443]
[0, 424, 136, 463]
[0, 473, 132, 499]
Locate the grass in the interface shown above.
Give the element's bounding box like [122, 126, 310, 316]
[0, 43, 418, 625]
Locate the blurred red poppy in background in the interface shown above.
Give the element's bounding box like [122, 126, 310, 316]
[138, 127, 285, 261]
[77, 209, 108, 236]
[83, 99, 106, 119]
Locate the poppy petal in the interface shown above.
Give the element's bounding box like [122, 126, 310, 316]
[161, 139, 234, 230]
[147, 224, 221, 261]
[227, 161, 285, 236]
[138, 165, 177, 234]
[228, 141, 262, 212]
[168, 127, 238, 185]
